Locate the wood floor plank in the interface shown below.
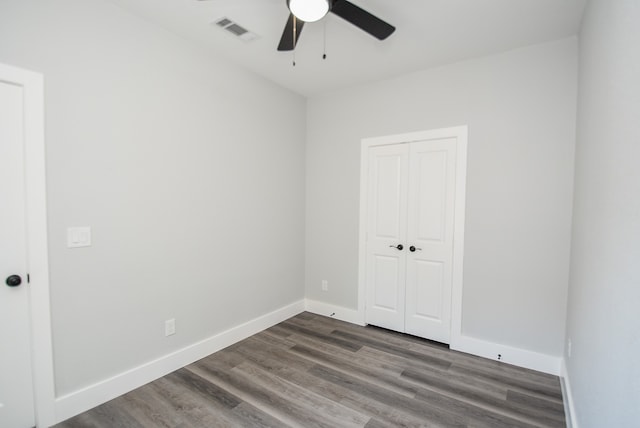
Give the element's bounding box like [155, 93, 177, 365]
[449, 363, 564, 402]
[364, 418, 393, 428]
[330, 329, 453, 370]
[286, 333, 405, 377]
[357, 346, 509, 400]
[164, 368, 288, 428]
[167, 368, 241, 409]
[338, 395, 437, 428]
[411, 384, 541, 428]
[308, 364, 471, 427]
[295, 312, 316, 321]
[188, 359, 363, 428]
[110, 383, 188, 428]
[235, 336, 317, 375]
[283, 314, 338, 334]
[236, 361, 371, 427]
[279, 320, 364, 352]
[147, 374, 242, 427]
[267, 323, 296, 338]
[64, 400, 145, 428]
[235, 343, 437, 427]
[289, 344, 418, 398]
[230, 401, 293, 428]
[202, 346, 245, 370]
[55, 312, 566, 428]
[252, 329, 297, 349]
[507, 389, 566, 415]
[403, 369, 565, 427]
[186, 361, 308, 427]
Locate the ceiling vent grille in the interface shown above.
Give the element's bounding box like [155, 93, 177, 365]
[213, 17, 259, 42]
[215, 18, 232, 28]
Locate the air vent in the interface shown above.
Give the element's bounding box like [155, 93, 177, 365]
[216, 18, 232, 27]
[226, 23, 248, 36]
[213, 17, 259, 42]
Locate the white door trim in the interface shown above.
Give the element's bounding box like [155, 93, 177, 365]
[0, 62, 56, 427]
[358, 126, 468, 344]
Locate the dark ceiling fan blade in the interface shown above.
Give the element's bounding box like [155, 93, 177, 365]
[277, 13, 305, 51]
[330, 0, 395, 40]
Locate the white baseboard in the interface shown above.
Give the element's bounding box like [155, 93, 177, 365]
[304, 299, 364, 326]
[54, 300, 305, 424]
[450, 334, 562, 376]
[560, 358, 579, 428]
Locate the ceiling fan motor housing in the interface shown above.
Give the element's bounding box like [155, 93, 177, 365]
[286, 0, 332, 23]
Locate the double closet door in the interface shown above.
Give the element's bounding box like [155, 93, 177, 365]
[365, 138, 458, 344]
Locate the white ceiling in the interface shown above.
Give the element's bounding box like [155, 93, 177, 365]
[107, 0, 587, 97]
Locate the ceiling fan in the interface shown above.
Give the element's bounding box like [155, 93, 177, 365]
[278, 0, 395, 51]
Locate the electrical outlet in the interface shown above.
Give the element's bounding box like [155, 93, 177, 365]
[165, 318, 176, 336]
[321, 280, 328, 291]
[567, 339, 572, 358]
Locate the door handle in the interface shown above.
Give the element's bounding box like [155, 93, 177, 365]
[389, 244, 404, 251]
[409, 246, 422, 252]
[5, 275, 22, 287]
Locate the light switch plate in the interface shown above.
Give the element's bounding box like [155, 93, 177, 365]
[67, 227, 91, 248]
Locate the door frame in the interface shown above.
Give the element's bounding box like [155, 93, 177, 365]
[358, 126, 468, 343]
[1, 62, 56, 426]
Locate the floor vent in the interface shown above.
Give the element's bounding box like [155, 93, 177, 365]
[213, 17, 259, 42]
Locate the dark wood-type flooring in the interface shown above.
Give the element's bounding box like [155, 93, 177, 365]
[55, 312, 566, 427]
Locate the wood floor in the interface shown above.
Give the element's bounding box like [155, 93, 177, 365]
[55, 312, 566, 427]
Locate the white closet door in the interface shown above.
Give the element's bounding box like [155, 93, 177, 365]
[404, 138, 457, 343]
[364, 144, 409, 332]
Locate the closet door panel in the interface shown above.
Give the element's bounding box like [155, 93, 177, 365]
[405, 138, 457, 343]
[365, 144, 409, 331]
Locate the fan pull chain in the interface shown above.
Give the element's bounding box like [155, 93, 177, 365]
[292, 15, 297, 67]
[323, 19, 327, 60]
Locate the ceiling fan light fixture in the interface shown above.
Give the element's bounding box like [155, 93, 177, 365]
[287, 0, 330, 23]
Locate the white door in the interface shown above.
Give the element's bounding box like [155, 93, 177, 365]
[365, 144, 409, 332]
[404, 139, 457, 343]
[364, 137, 459, 343]
[0, 80, 36, 427]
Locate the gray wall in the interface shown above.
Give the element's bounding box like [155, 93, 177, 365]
[566, 0, 640, 425]
[0, 0, 306, 396]
[306, 38, 578, 356]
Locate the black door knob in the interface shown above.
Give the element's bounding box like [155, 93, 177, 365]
[389, 244, 404, 251]
[5, 275, 22, 287]
[409, 246, 422, 252]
